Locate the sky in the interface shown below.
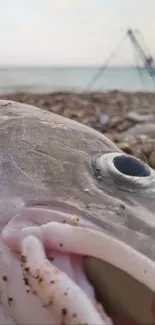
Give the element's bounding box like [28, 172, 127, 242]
[0, 0, 154, 66]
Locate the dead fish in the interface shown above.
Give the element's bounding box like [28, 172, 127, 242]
[0, 100, 155, 324]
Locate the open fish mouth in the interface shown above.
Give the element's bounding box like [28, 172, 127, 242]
[2, 207, 155, 325]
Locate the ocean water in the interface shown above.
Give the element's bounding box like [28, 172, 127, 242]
[0, 66, 154, 94]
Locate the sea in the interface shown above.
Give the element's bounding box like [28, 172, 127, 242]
[0, 66, 154, 94]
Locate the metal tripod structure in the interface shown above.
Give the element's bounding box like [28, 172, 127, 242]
[85, 28, 155, 91]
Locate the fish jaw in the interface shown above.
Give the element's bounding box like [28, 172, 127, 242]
[1, 205, 155, 325]
[0, 206, 112, 325]
[3, 206, 155, 292]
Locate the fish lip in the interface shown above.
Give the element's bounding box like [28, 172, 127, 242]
[24, 199, 95, 222]
[25, 200, 86, 212]
[21, 199, 102, 235]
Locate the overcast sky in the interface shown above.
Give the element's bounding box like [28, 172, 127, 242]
[0, 0, 154, 66]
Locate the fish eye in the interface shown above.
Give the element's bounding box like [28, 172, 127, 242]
[113, 155, 150, 177]
[92, 152, 155, 193]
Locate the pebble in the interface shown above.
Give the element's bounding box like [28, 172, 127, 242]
[99, 114, 110, 126]
[118, 143, 133, 154]
[120, 123, 155, 141]
[126, 112, 154, 123]
[109, 117, 122, 129]
[117, 120, 134, 132]
[149, 150, 155, 169]
[141, 140, 155, 157]
[106, 132, 121, 143]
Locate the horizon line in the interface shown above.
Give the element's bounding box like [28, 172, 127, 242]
[0, 64, 146, 69]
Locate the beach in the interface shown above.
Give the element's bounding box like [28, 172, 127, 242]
[1, 90, 155, 168]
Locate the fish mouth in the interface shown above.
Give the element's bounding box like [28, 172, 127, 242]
[2, 204, 155, 325]
[84, 257, 155, 325]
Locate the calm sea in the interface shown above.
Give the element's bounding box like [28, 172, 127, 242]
[0, 66, 154, 94]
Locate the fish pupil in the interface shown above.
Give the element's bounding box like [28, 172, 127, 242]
[113, 155, 150, 177]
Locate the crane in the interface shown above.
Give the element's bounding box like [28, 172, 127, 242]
[84, 28, 155, 91]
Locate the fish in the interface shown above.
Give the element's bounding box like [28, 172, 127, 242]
[0, 100, 155, 324]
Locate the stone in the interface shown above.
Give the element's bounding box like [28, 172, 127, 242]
[149, 150, 155, 169]
[126, 112, 154, 123]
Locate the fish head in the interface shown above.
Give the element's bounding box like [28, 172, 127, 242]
[0, 100, 155, 325]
